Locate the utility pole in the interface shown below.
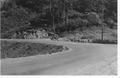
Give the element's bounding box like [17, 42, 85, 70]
[101, 0, 104, 40]
[64, 0, 67, 32]
[101, 24, 104, 40]
[64, 0, 68, 32]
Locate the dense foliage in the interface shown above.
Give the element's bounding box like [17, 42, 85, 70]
[1, 0, 117, 38]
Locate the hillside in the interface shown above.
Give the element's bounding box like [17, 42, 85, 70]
[1, 0, 117, 42]
[61, 26, 117, 41]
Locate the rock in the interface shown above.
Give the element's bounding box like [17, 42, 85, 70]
[63, 46, 69, 51]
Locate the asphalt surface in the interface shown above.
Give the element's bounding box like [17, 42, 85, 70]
[1, 39, 117, 75]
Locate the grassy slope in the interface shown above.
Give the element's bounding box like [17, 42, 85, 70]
[1, 40, 68, 59]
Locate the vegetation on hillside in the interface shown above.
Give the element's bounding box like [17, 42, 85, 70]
[1, 40, 68, 59]
[1, 0, 117, 40]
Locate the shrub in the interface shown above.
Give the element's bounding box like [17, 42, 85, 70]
[87, 12, 102, 25]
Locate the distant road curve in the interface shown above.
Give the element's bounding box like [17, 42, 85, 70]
[1, 39, 117, 75]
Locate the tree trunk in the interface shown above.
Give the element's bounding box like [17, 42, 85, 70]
[52, 14, 55, 33]
[50, 0, 55, 33]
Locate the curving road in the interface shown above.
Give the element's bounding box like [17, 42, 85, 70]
[1, 39, 117, 75]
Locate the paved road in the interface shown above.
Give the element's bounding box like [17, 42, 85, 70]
[1, 39, 117, 75]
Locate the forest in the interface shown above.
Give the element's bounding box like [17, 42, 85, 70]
[1, 0, 117, 41]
